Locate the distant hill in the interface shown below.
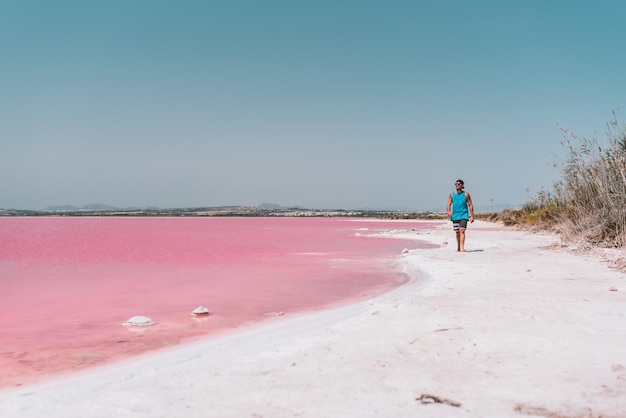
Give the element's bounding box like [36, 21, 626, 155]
[82, 203, 119, 210]
[257, 202, 283, 210]
[42, 204, 159, 211]
[38, 201, 521, 214]
[43, 204, 81, 211]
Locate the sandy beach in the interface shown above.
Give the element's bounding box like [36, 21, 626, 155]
[1, 220, 625, 417]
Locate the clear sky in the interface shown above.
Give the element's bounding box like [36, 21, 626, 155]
[2, 1, 625, 211]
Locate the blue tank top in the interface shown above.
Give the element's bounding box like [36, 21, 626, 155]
[451, 191, 469, 221]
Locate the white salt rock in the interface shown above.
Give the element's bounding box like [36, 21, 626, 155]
[191, 306, 210, 316]
[123, 316, 155, 327]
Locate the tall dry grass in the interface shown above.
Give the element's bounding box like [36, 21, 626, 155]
[557, 116, 626, 246]
[521, 113, 626, 247]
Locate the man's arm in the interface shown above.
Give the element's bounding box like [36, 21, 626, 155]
[446, 194, 453, 219]
[466, 192, 475, 223]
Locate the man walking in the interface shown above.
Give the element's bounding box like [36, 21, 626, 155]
[446, 179, 475, 252]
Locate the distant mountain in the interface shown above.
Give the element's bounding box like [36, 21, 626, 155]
[42, 204, 160, 211]
[82, 203, 119, 210]
[257, 202, 283, 210]
[38, 201, 521, 214]
[43, 204, 81, 211]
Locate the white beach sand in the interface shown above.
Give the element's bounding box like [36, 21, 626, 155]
[1, 220, 625, 417]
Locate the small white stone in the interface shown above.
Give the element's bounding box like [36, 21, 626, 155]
[191, 306, 210, 316]
[123, 316, 155, 327]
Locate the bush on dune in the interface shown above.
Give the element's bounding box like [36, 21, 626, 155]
[556, 117, 626, 246]
[502, 113, 626, 248]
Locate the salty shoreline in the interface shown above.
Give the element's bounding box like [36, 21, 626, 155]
[2, 220, 625, 417]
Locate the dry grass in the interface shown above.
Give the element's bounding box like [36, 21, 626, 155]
[496, 113, 626, 248]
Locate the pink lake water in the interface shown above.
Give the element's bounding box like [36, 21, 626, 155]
[0, 217, 434, 388]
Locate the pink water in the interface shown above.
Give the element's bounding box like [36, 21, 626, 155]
[0, 217, 434, 388]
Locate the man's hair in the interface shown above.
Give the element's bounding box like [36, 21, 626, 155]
[455, 179, 464, 185]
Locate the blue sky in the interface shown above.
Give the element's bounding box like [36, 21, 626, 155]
[2, 1, 625, 211]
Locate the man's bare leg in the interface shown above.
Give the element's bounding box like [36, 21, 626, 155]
[456, 231, 461, 252]
[459, 229, 466, 252]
